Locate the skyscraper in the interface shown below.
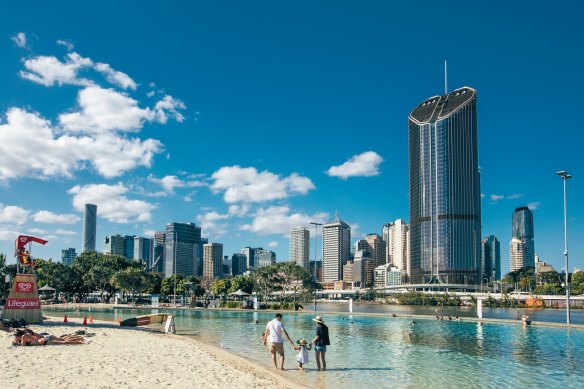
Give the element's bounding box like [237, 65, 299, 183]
[510, 238, 527, 272]
[134, 236, 153, 266]
[322, 214, 351, 283]
[103, 234, 126, 256]
[482, 235, 501, 280]
[82, 204, 97, 252]
[408, 87, 482, 285]
[241, 247, 262, 270]
[203, 242, 223, 280]
[383, 219, 410, 281]
[364, 233, 386, 268]
[290, 226, 310, 270]
[510, 206, 535, 271]
[231, 253, 247, 276]
[61, 248, 77, 266]
[152, 231, 165, 273]
[164, 223, 202, 278]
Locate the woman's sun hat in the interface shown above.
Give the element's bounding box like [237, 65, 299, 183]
[313, 316, 325, 324]
[298, 338, 308, 345]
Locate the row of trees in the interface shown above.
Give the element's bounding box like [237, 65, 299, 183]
[502, 267, 584, 295]
[0, 252, 320, 306]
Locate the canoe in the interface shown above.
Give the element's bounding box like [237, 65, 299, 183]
[120, 313, 168, 327]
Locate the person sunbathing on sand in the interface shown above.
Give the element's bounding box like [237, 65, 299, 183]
[13, 330, 85, 346]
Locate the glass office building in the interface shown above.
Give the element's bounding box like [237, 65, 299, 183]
[408, 87, 482, 285]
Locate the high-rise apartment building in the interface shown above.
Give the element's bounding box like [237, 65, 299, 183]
[322, 214, 351, 283]
[82, 204, 97, 252]
[134, 236, 153, 266]
[203, 243, 224, 280]
[364, 233, 386, 268]
[409, 87, 482, 285]
[510, 206, 535, 271]
[482, 235, 501, 280]
[510, 238, 527, 272]
[61, 248, 77, 266]
[383, 219, 410, 282]
[290, 226, 310, 270]
[164, 223, 202, 278]
[231, 253, 247, 276]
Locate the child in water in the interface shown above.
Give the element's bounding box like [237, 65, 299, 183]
[293, 338, 312, 371]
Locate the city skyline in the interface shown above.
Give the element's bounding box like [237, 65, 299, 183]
[0, 2, 583, 275]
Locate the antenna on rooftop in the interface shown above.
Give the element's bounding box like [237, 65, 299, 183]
[444, 60, 448, 95]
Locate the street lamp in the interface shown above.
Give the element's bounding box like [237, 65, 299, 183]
[557, 170, 572, 324]
[309, 222, 322, 311]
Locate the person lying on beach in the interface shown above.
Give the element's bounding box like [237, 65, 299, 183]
[292, 339, 311, 371]
[13, 330, 85, 346]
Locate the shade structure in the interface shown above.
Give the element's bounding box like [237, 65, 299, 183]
[38, 285, 56, 291]
[229, 289, 251, 297]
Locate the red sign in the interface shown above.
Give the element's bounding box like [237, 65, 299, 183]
[4, 298, 41, 310]
[16, 282, 34, 293]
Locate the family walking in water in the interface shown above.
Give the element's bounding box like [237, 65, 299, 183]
[262, 314, 330, 372]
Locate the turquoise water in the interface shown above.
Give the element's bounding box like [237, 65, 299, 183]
[46, 308, 584, 388]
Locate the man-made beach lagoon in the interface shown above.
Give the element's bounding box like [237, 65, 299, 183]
[44, 307, 584, 388]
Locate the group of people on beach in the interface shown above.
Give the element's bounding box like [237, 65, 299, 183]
[261, 313, 330, 372]
[12, 328, 86, 346]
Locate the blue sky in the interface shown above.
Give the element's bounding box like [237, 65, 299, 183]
[0, 1, 582, 274]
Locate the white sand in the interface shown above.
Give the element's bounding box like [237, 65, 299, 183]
[0, 317, 303, 389]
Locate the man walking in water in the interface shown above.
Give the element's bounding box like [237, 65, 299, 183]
[262, 313, 295, 370]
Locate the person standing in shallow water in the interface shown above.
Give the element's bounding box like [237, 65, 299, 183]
[309, 316, 330, 371]
[262, 313, 295, 371]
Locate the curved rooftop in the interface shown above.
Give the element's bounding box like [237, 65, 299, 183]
[409, 86, 476, 124]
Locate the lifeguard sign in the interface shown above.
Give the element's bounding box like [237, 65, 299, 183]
[0, 235, 47, 324]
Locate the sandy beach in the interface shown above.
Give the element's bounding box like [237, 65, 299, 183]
[0, 317, 303, 389]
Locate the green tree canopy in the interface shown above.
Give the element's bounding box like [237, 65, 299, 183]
[112, 267, 156, 304]
[229, 275, 254, 294]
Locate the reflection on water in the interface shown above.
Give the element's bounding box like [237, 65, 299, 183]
[312, 302, 584, 325]
[44, 308, 584, 388]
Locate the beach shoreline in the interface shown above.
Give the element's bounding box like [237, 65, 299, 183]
[39, 303, 584, 330]
[1, 316, 306, 389]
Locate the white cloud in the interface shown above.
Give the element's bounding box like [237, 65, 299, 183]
[241, 206, 328, 236]
[0, 204, 30, 225]
[20, 52, 138, 91]
[59, 86, 185, 134]
[142, 229, 157, 237]
[27, 227, 48, 235]
[20, 52, 93, 87]
[56, 39, 74, 51]
[55, 229, 77, 236]
[507, 194, 523, 199]
[11, 32, 27, 48]
[0, 227, 20, 241]
[148, 174, 206, 196]
[228, 204, 250, 217]
[326, 151, 383, 179]
[267, 241, 279, 248]
[490, 194, 504, 201]
[0, 108, 163, 180]
[196, 211, 229, 238]
[94, 62, 137, 90]
[32, 210, 80, 224]
[154, 95, 186, 123]
[211, 166, 315, 204]
[69, 183, 155, 223]
[527, 202, 540, 210]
